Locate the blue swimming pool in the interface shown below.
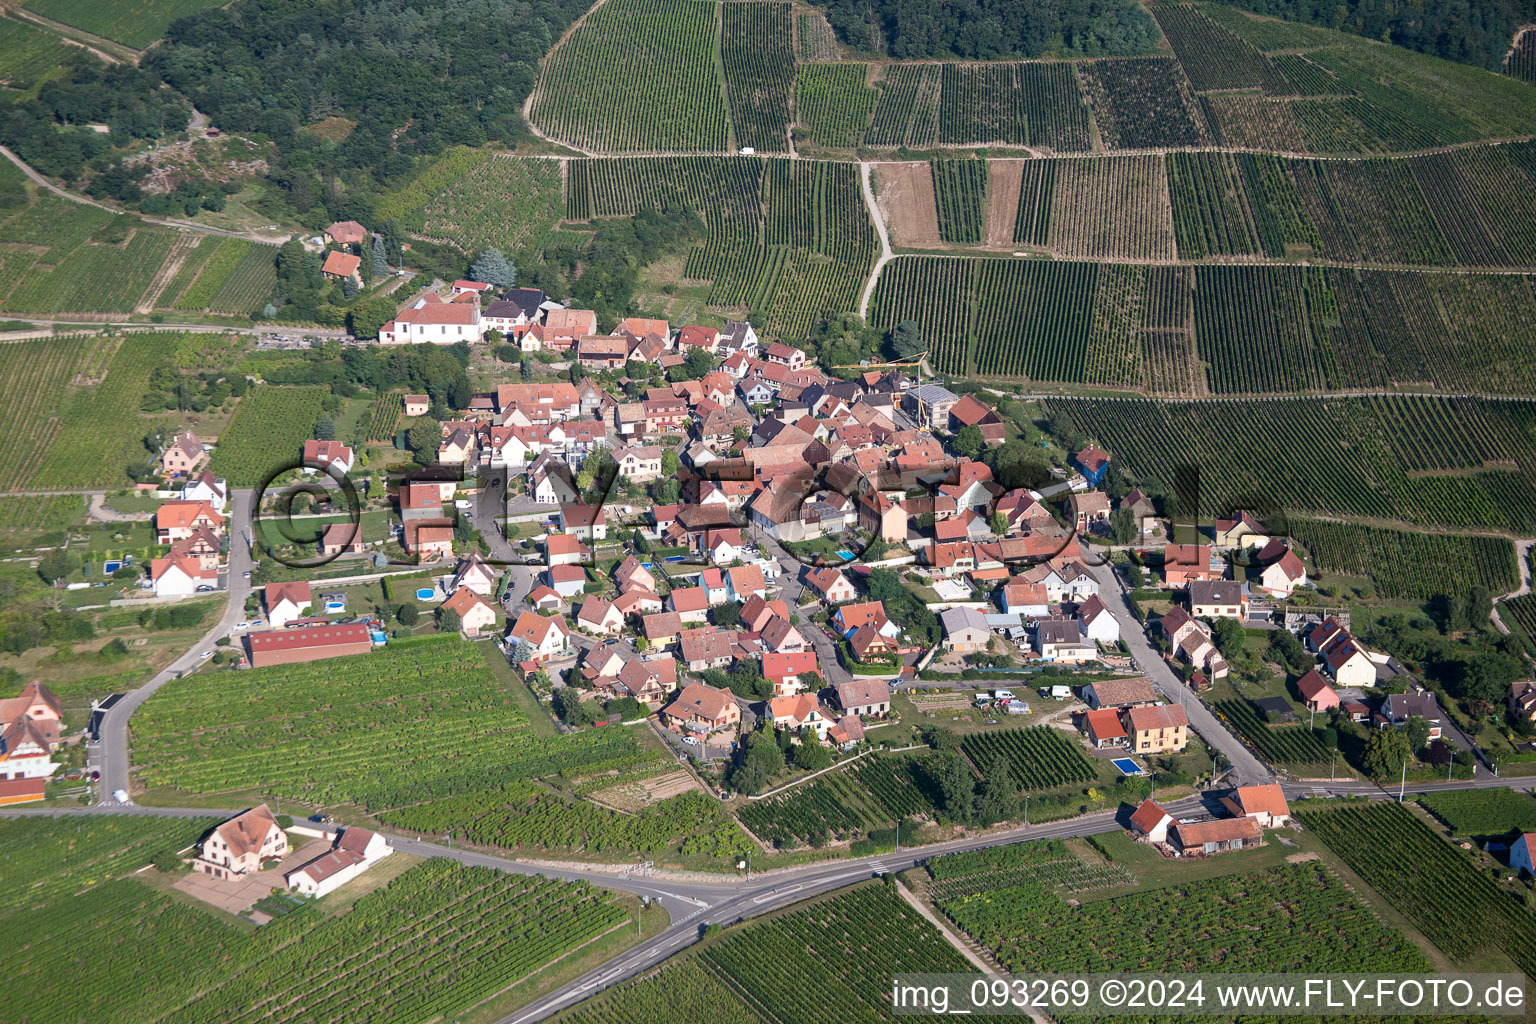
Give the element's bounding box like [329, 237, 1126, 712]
[416, 588, 435, 600]
[103, 560, 122, 574]
[641, 562, 656, 571]
[835, 549, 856, 560]
[664, 555, 687, 563]
[1112, 758, 1145, 776]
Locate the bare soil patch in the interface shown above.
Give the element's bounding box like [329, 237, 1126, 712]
[986, 159, 1024, 247]
[587, 768, 699, 812]
[873, 161, 941, 248]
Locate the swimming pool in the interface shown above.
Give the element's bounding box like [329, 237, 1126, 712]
[103, 560, 122, 574]
[416, 588, 435, 600]
[641, 562, 656, 571]
[1112, 757, 1145, 776]
[835, 549, 855, 560]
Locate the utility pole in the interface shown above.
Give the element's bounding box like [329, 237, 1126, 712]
[1023, 792, 1030, 828]
[1399, 759, 1407, 802]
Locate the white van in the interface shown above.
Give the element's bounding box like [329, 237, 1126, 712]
[993, 689, 1016, 701]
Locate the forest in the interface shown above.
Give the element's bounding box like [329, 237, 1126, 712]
[810, 0, 1161, 59]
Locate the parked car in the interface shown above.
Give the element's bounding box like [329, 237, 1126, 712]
[242, 570, 252, 579]
[309, 814, 336, 824]
[195, 584, 215, 592]
[681, 736, 699, 746]
[198, 650, 212, 660]
[233, 622, 250, 631]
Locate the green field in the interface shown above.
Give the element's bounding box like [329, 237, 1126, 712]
[1416, 788, 1536, 836]
[795, 63, 877, 148]
[20, 0, 226, 49]
[377, 148, 565, 259]
[206, 384, 325, 486]
[735, 753, 937, 849]
[0, 816, 632, 1024]
[1288, 519, 1518, 599]
[132, 637, 659, 812]
[0, 13, 77, 94]
[720, 1, 795, 153]
[531, 0, 730, 152]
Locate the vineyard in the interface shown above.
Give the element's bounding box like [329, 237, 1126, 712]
[926, 838, 1133, 901]
[796, 9, 839, 62]
[794, 64, 877, 149]
[1045, 156, 1175, 261]
[131, 637, 658, 811]
[1212, 699, 1333, 768]
[567, 156, 876, 338]
[381, 783, 752, 860]
[1078, 58, 1209, 150]
[531, 0, 730, 152]
[938, 62, 1092, 151]
[1502, 592, 1536, 641]
[735, 754, 937, 848]
[1416, 788, 1536, 835]
[0, 15, 76, 94]
[364, 392, 404, 442]
[207, 385, 325, 486]
[940, 862, 1429, 975]
[1298, 800, 1536, 977]
[1039, 395, 1536, 533]
[0, 493, 83, 533]
[867, 64, 941, 148]
[377, 149, 564, 258]
[1509, 27, 1536, 82]
[1287, 519, 1517, 599]
[721, 2, 794, 153]
[558, 959, 761, 1024]
[959, 726, 1097, 790]
[1, 846, 631, 1024]
[1149, 3, 1290, 94]
[22, 0, 226, 48]
[930, 158, 986, 244]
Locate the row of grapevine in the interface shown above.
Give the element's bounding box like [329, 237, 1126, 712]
[1416, 788, 1536, 835]
[1287, 519, 1518, 598]
[930, 158, 986, 244]
[721, 1, 795, 153]
[1149, 3, 1290, 94]
[1211, 699, 1333, 767]
[1078, 57, 1210, 150]
[960, 726, 1096, 790]
[206, 385, 326, 486]
[794, 63, 877, 149]
[867, 63, 940, 147]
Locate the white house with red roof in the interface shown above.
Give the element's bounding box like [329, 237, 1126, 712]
[441, 587, 500, 636]
[286, 825, 391, 898]
[180, 470, 227, 511]
[1512, 832, 1536, 877]
[155, 500, 223, 544]
[508, 609, 572, 660]
[303, 439, 354, 475]
[1129, 798, 1172, 843]
[379, 293, 482, 345]
[1255, 539, 1308, 597]
[150, 554, 218, 597]
[264, 581, 313, 629]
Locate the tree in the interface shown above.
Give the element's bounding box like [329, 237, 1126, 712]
[888, 319, 923, 359]
[469, 247, 516, 288]
[347, 297, 396, 340]
[36, 550, 72, 584]
[794, 740, 832, 771]
[406, 421, 440, 464]
[1268, 627, 1310, 675]
[1424, 738, 1455, 765]
[729, 736, 784, 795]
[1403, 715, 1432, 755]
[1362, 727, 1412, 777]
[662, 448, 680, 476]
[952, 424, 984, 460]
[866, 568, 904, 604]
[1125, 564, 1145, 588]
[1466, 586, 1492, 631]
[988, 511, 1009, 537]
[1209, 616, 1245, 658]
[342, 277, 360, 301]
[681, 347, 714, 379]
[976, 755, 1018, 825]
[314, 415, 335, 441]
[551, 686, 595, 726]
[711, 601, 741, 628]
[937, 752, 976, 822]
[520, 358, 535, 381]
[396, 603, 419, 626]
[371, 234, 389, 278]
[1108, 506, 1136, 544]
[436, 607, 462, 633]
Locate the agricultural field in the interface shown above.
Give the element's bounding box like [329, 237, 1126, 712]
[940, 861, 1431, 975]
[0, 493, 83, 534]
[1149, 3, 1290, 94]
[0, 828, 632, 1024]
[132, 637, 658, 812]
[1041, 395, 1536, 534]
[1509, 28, 1536, 82]
[531, 0, 729, 153]
[796, 9, 839, 62]
[1166, 152, 1261, 259]
[206, 385, 325, 486]
[1502, 592, 1536, 641]
[721, 1, 794, 153]
[1078, 58, 1209, 150]
[382, 784, 752, 861]
[376, 149, 564, 260]
[568, 155, 876, 339]
[925, 838, 1133, 901]
[1288, 520, 1518, 600]
[1045, 156, 1175, 261]
[0, 14, 77, 94]
[735, 754, 936, 849]
[794, 64, 877, 149]
[1211, 699, 1334, 768]
[1298, 800, 1536, 978]
[557, 959, 760, 1024]
[938, 62, 1093, 151]
[867, 63, 941, 148]
[20, 0, 226, 48]
[364, 392, 404, 442]
[930, 158, 986, 245]
[1417, 788, 1536, 836]
[959, 726, 1097, 790]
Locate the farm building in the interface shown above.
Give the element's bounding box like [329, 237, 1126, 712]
[245, 623, 373, 667]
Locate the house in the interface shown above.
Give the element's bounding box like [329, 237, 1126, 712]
[940, 606, 991, 653]
[1082, 677, 1159, 710]
[667, 586, 711, 624]
[1213, 511, 1268, 548]
[264, 581, 313, 629]
[404, 520, 454, 559]
[379, 294, 482, 345]
[1306, 617, 1351, 654]
[641, 611, 684, 648]
[321, 250, 361, 281]
[1381, 687, 1444, 741]
[699, 568, 732, 605]
[600, 657, 677, 709]
[546, 564, 588, 599]
[1071, 444, 1111, 486]
[678, 325, 721, 352]
[1074, 491, 1112, 532]
[0, 683, 61, 800]
[441, 587, 499, 636]
[526, 585, 564, 612]
[834, 601, 900, 640]
[160, 432, 208, 478]
[1255, 540, 1308, 598]
[680, 628, 738, 672]
[764, 651, 820, 697]
[181, 471, 227, 511]
[1000, 580, 1049, 618]
[948, 394, 1006, 445]
[155, 500, 222, 543]
[614, 555, 656, 594]
[544, 533, 586, 567]
[759, 614, 807, 655]
[1119, 489, 1159, 538]
[699, 528, 744, 564]
[661, 683, 740, 736]
[1323, 636, 1376, 688]
[803, 566, 856, 604]
[1189, 579, 1246, 620]
[1221, 784, 1291, 829]
[1163, 544, 1215, 588]
[827, 715, 865, 751]
[404, 394, 430, 417]
[726, 565, 765, 603]
[834, 679, 892, 718]
[613, 445, 664, 483]
[1125, 703, 1189, 753]
[1295, 669, 1339, 712]
[1083, 708, 1127, 749]
[192, 805, 289, 880]
[246, 623, 373, 667]
[1510, 681, 1536, 722]
[150, 554, 218, 597]
[1129, 798, 1173, 843]
[1511, 833, 1536, 877]
[1171, 816, 1262, 856]
[320, 523, 365, 556]
[902, 384, 960, 429]
[399, 481, 447, 522]
[507, 609, 572, 661]
[1076, 594, 1119, 644]
[763, 342, 806, 370]
[324, 220, 367, 246]
[1037, 617, 1095, 663]
[576, 334, 631, 370]
[450, 552, 499, 596]
[560, 503, 608, 541]
[1341, 700, 1370, 724]
[767, 693, 831, 740]
[286, 826, 391, 898]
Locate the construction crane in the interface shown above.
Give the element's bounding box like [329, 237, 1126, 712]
[830, 350, 928, 372]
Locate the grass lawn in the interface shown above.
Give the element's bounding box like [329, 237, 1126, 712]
[1079, 827, 1295, 900]
[102, 493, 163, 515]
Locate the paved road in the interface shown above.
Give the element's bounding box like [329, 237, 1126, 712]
[92, 488, 257, 803]
[758, 535, 853, 686]
[1082, 558, 1271, 784]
